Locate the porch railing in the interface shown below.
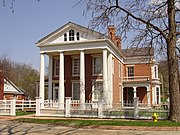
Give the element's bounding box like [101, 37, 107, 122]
[122, 76, 149, 82]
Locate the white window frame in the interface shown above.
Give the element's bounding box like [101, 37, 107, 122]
[72, 57, 80, 76]
[92, 55, 103, 75]
[72, 81, 80, 100]
[154, 65, 158, 78]
[69, 29, 75, 41]
[92, 80, 103, 101]
[54, 58, 60, 77]
[127, 66, 134, 77]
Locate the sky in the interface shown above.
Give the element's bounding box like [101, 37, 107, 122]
[0, 0, 91, 71]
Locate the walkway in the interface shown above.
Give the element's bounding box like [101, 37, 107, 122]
[0, 115, 180, 135]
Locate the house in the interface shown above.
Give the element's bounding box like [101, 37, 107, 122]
[36, 22, 161, 109]
[0, 70, 26, 100]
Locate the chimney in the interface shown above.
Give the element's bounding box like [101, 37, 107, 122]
[116, 36, 122, 50]
[108, 25, 116, 42]
[0, 70, 4, 100]
[108, 25, 122, 50]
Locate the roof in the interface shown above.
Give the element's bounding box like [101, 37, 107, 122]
[122, 47, 154, 57]
[4, 76, 25, 95]
[36, 22, 104, 45]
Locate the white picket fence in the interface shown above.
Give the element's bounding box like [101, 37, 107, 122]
[0, 97, 169, 119]
[0, 98, 36, 116]
[36, 97, 170, 119]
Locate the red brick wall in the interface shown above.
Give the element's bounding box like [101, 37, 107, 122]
[64, 55, 72, 97]
[4, 94, 25, 100]
[123, 64, 151, 77]
[0, 71, 4, 100]
[113, 57, 120, 103]
[85, 54, 92, 101]
[137, 87, 147, 103]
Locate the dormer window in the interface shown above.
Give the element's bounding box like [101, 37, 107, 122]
[69, 29, 74, 41]
[64, 33, 67, 41]
[76, 32, 80, 40]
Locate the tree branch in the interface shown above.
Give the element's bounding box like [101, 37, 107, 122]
[114, 0, 167, 39]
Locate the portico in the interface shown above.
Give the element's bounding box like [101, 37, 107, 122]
[39, 48, 113, 109]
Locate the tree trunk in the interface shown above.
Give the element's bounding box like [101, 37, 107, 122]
[167, 0, 180, 122]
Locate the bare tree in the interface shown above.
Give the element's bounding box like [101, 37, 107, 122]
[0, 55, 39, 99]
[83, 0, 180, 121]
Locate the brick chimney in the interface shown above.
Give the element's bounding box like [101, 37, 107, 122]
[108, 25, 116, 42]
[108, 25, 122, 50]
[116, 36, 122, 50]
[0, 70, 4, 100]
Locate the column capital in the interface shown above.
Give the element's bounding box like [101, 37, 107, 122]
[40, 52, 45, 54]
[79, 49, 85, 52]
[58, 51, 64, 53]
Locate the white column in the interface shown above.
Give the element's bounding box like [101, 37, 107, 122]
[122, 87, 124, 107]
[48, 55, 53, 100]
[59, 52, 64, 109]
[103, 49, 108, 102]
[133, 87, 137, 98]
[80, 50, 85, 103]
[158, 86, 161, 104]
[40, 53, 45, 103]
[146, 86, 150, 106]
[107, 53, 113, 103]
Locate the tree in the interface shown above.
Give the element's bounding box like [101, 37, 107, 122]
[83, 0, 180, 121]
[0, 55, 39, 99]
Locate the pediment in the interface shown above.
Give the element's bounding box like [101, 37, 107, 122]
[36, 22, 104, 46]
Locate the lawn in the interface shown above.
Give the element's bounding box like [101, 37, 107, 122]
[16, 111, 35, 116]
[16, 118, 180, 127]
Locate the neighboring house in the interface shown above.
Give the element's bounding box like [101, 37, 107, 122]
[36, 22, 161, 109]
[0, 70, 26, 100]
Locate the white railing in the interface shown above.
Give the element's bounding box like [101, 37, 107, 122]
[0, 99, 36, 116]
[36, 98, 169, 119]
[16, 100, 36, 111]
[122, 76, 149, 82]
[0, 100, 11, 115]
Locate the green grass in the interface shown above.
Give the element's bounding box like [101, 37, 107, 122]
[16, 111, 35, 116]
[15, 118, 180, 127]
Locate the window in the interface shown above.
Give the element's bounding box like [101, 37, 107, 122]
[156, 87, 160, 104]
[72, 58, 80, 75]
[76, 32, 80, 40]
[54, 59, 60, 76]
[127, 66, 134, 78]
[64, 33, 67, 41]
[72, 82, 80, 100]
[93, 81, 103, 101]
[69, 29, 74, 41]
[154, 66, 158, 78]
[119, 63, 121, 78]
[93, 56, 103, 74]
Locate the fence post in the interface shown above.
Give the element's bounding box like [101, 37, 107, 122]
[22, 99, 24, 111]
[65, 97, 71, 117]
[98, 98, 104, 118]
[134, 97, 139, 119]
[10, 97, 16, 116]
[36, 97, 41, 116]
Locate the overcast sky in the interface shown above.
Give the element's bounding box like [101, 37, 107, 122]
[0, 0, 92, 71]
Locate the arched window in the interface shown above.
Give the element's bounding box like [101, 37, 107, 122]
[76, 32, 80, 40]
[69, 29, 74, 41]
[64, 33, 67, 41]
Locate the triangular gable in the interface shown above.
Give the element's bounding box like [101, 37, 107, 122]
[4, 77, 24, 94]
[36, 22, 105, 46]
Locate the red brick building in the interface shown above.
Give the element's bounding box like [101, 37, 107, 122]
[36, 22, 161, 109]
[0, 70, 25, 100]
